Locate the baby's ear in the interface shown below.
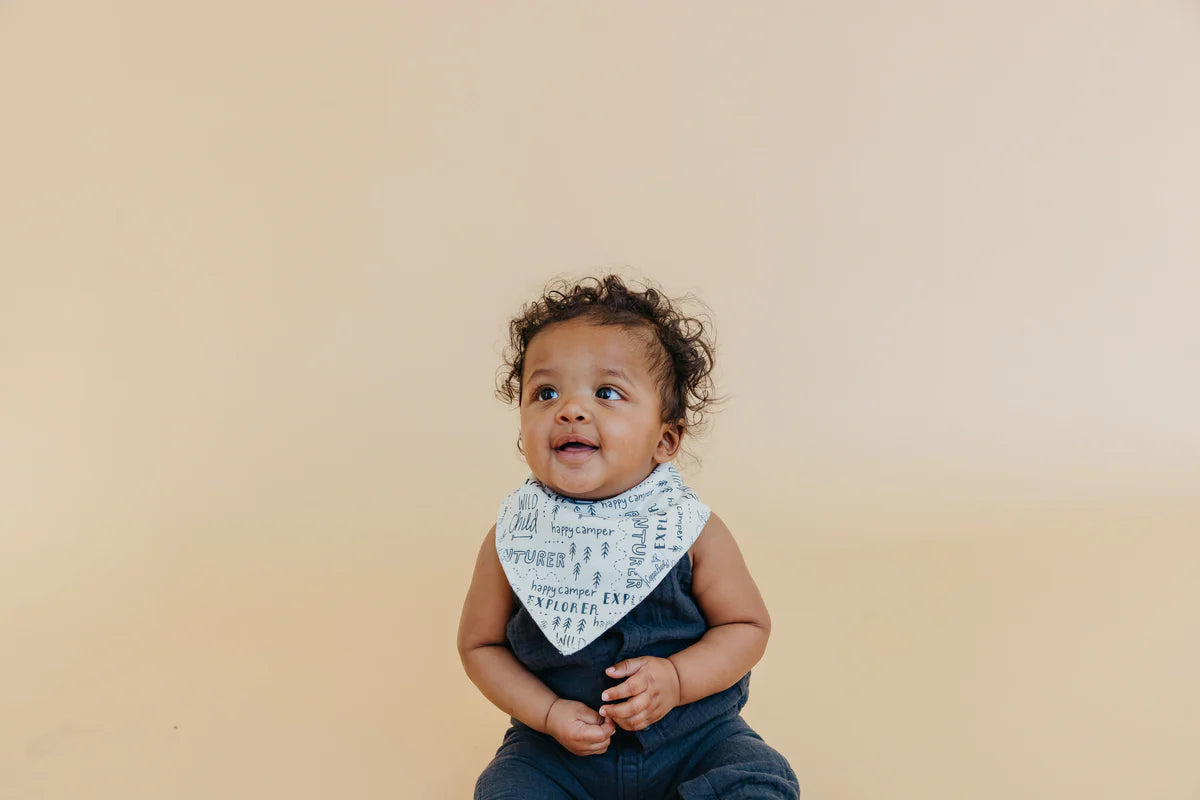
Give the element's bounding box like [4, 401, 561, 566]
[655, 419, 685, 461]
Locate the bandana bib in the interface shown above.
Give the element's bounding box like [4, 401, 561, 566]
[495, 462, 711, 656]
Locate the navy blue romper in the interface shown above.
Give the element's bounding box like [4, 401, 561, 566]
[474, 551, 800, 799]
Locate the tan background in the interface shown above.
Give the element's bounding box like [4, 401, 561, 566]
[2, 1, 1198, 798]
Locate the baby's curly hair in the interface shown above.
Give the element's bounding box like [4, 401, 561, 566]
[496, 274, 723, 465]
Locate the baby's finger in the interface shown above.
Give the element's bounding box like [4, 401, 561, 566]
[597, 701, 622, 721]
[618, 704, 656, 730]
[601, 679, 642, 704]
[587, 738, 611, 756]
[580, 725, 610, 744]
[580, 714, 614, 735]
[606, 658, 646, 679]
[601, 695, 646, 722]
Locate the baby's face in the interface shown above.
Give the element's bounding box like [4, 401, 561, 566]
[519, 318, 680, 501]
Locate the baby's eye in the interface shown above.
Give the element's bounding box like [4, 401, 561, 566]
[596, 387, 621, 401]
[535, 387, 558, 402]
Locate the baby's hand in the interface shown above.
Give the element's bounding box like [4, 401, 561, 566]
[545, 697, 616, 757]
[599, 656, 681, 732]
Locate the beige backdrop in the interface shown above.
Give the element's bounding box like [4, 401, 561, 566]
[2, 1, 1198, 798]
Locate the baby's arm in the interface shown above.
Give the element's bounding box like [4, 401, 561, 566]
[458, 525, 616, 754]
[667, 511, 771, 703]
[599, 511, 770, 726]
[457, 525, 558, 730]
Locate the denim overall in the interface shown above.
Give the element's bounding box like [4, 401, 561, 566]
[474, 552, 800, 799]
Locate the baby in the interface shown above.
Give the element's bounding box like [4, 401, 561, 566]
[458, 275, 800, 799]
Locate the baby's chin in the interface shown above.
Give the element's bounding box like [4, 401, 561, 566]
[536, 478, 608, 502]
[531, 470, 645, 503]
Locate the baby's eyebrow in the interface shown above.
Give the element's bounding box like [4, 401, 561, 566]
[598, 367, 633, 383]
[525, 367, 634, 384]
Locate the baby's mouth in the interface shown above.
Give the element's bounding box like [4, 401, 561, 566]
[556, 443, 598, 452]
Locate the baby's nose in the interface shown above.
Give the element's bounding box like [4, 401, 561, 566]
[557, 398, 590, 422]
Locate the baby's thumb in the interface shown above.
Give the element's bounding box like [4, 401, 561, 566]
[607, 658, 642, 677]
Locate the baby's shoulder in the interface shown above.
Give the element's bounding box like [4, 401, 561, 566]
[688, 510, 741, 572]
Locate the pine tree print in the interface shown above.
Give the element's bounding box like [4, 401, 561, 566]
[572, 562, 581, 579]
[601, 541, 610, 558]
[593, 571, 602, 588]
[563, 617, 572, 631]
[576, 618, 586, 634]
[552, 616, 561, 629]
[583, 546, 591, 563]
[569, 542, 576, 559]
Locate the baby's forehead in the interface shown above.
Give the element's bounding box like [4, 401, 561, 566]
[524, 321, 662, 376]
